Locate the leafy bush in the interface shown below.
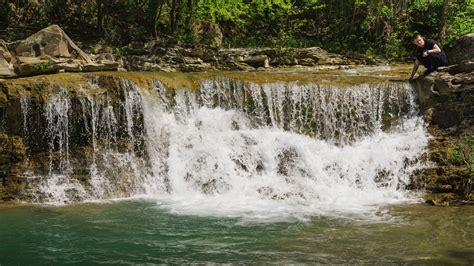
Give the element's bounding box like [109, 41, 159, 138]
[1, 0, 472, 59]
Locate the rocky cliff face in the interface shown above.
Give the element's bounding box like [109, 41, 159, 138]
[0, 75, 146, 201]
[411, 33, 473, 205]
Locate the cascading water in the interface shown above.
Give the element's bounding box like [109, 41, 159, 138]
[141, 79, 428, 219]
[23, 81, 150, 203]
[19, 76, 429, 219]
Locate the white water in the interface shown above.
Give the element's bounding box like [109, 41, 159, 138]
[21, 77, 429, 220]
[44, 88, 72, 175]
[140, 80, 428, 220]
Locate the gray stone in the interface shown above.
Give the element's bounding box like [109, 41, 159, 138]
[183, 57, 203, 64]
[0, 54, 16, 78]
[0, 40, 16, 78]
[14, 24, 93, 63]
[4, 25, 121, 77]
[242, 55, 270, 68]
[179, 63, 212, 72]
[445, 60, 474, 74]
[446, 33, 474, 65]
[298, 58, 315, 66]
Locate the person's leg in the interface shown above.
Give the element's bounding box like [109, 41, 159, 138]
[416, 54, 431, 69]
[428, 53, 447, 69]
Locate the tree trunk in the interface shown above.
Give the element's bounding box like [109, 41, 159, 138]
[97, 0, 103, 34]
[170, 0, 181, 35]
[185, 0, 194, 27]
[148, 0, 165, 40]
[439, 0, 450, 40]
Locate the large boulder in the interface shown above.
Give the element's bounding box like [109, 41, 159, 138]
[2, 25, 121, 77]
[13, 24, 93, 63]
[445, 33, 474, 65]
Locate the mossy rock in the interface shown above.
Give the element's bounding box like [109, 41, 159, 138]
[425, 193, 455, 206]
[10, 136, 25, 162]
[0, 89, 7, 107]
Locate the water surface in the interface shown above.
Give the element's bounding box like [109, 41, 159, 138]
[1, 201, 473, 264]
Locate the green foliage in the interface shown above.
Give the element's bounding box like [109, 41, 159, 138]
[444, 2, 474, 46]
[195, 0, 249, 25]
[448, 135, 474, 169]
[1, 0, 472, 58]
[33, 61, 52, 71]
[467, 135, 474, 176]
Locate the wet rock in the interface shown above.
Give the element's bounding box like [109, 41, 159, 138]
[0, 89, 7, 107]
[0, 75, 150, 202]
[257, 186, 305, 200]
[0, 133, 28, 201]
[411, 129, 473, 205]
[277, 148, 299, 176]
[10, 136, 26, 162]
[276, 147, 309, 177]
[425, 193, 455, 206]
[413, 71, 473, 129]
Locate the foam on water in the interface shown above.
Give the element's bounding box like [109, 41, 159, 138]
[21, 76, 429, 219]
[138, 81, 429, 220]
[142, 105, 427, 220]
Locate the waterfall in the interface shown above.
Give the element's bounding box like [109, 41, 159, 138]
[141, 79, 427, 219]
[44, 88, 71, 175]
[20, 97, 31, 167]
[18, 76, 428, 218]
[22, 81, 150, 203]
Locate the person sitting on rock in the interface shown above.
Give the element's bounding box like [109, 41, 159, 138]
[409, 34, 447, 80]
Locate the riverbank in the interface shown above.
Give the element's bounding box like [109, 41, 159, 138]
[408, 34, 473, 205]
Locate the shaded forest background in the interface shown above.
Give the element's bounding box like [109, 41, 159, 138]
[0, 0, 472, 58]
